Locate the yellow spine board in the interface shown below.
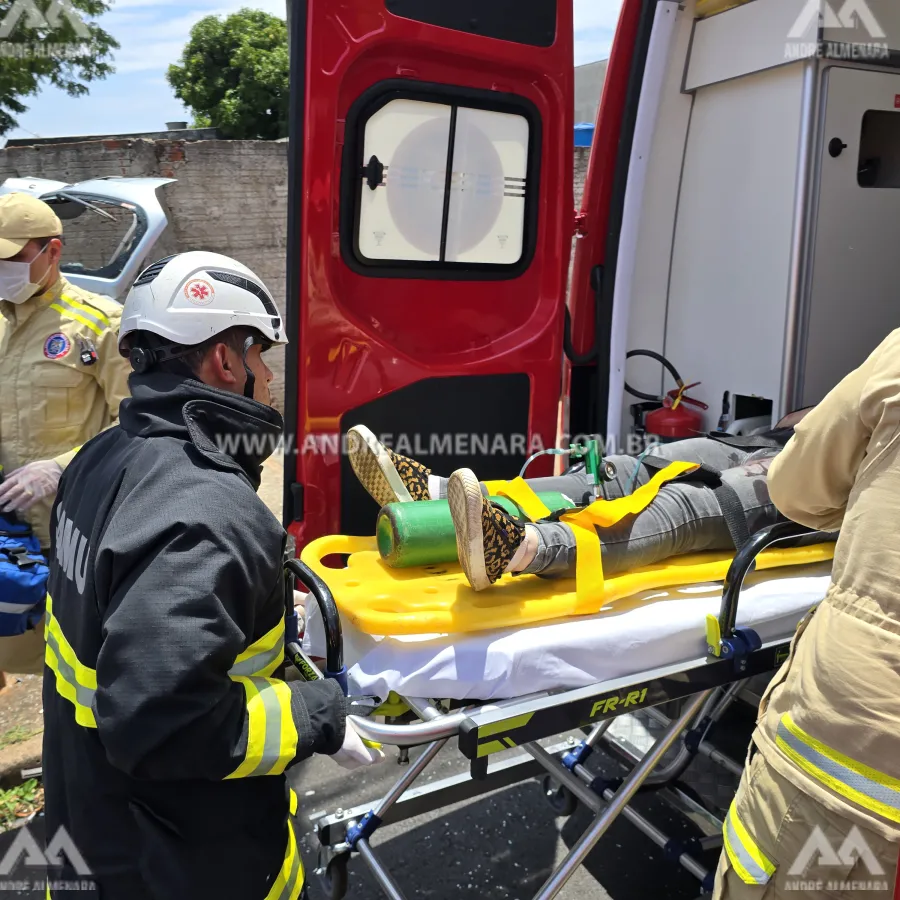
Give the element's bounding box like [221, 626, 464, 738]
[301, 463, 835, 637]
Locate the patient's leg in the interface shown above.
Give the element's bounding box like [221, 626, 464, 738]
[348, 420, 758, 514]
[525, 437, 754, 504]
[449, 454, 780, 590]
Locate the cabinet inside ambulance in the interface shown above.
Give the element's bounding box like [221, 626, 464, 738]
[283, 0, 900, 548]
[593, 0, 900, 449]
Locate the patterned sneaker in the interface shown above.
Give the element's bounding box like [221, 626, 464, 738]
[447, 468, 526, 591]
[348, 425, 432, 507]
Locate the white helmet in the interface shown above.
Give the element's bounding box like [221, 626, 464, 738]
[118, 251, 287, 356]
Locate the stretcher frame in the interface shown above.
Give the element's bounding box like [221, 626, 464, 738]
[299, 522, 827, 900]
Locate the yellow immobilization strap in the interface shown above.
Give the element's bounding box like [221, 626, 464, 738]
[483, 478, 553, 522]
[560, 461, 700, 608]
[564, 460, 700, 528]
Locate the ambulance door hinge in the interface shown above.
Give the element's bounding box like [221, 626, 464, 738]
[574, 209, 589, 237]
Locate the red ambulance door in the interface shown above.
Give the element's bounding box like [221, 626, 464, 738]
[284, 0, 575, 546]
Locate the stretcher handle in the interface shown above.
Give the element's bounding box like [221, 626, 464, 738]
[718, 521, 832, 639]
[284, 558, 346, 693]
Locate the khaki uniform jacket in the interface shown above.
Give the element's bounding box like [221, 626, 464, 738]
[760, 328, 900, 845]
[0, 275, 130, 548]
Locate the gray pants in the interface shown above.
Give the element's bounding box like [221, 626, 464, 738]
[434, 437, 781, 578]
[522, 438, 780, 578]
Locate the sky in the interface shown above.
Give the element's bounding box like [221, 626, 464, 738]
[3, 0, 624, 143]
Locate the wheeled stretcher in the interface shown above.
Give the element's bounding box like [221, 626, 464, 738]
[287, 522, 833, 900]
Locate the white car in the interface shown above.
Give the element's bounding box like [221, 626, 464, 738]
[0, 175, 175, 302]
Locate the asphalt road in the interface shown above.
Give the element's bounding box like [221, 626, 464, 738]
[0, 711, 748, 900]
[288, 716, 750, 900]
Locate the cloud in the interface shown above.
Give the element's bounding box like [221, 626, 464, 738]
[575, 0, 625, 32]
[574, 0, 623, 64]
[3, 0, 622, 142]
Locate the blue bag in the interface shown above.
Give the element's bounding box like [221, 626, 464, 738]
[0, 514, 49, 636]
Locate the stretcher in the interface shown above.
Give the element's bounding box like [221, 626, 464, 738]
[289, 521, 834, 900]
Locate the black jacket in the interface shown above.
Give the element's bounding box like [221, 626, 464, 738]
[43, 373, 346, 900]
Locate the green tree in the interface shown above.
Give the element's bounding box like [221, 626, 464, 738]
[167, 9, 289, 140]
[0, 0, 118, 135]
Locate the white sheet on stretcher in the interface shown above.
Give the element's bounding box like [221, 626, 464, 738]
[302, 562, 833, 702]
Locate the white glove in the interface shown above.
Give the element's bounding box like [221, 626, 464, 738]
[331, 718, 386, 771]
[0, 460, 63, 512]
[292, 591, 306, 635]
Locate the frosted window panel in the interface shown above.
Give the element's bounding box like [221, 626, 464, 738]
[358, 99, 451, 261]
[444, 108, 529, 265]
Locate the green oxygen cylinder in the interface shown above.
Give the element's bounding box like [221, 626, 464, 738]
[376, 492, 576, 569]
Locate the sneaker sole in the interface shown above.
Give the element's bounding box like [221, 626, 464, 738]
[347, 425, 413, 507]
[448, 470, 490, 591]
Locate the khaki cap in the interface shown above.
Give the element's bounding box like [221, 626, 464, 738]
[0, 193, 63, 259]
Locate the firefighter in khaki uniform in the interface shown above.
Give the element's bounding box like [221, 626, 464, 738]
[713, 330, 900, 898]
[0, 193, 130, 674]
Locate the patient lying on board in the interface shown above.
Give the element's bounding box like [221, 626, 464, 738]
[348, 410, 812, 593]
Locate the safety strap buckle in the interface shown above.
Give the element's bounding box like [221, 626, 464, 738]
[0, 545, 42, 569]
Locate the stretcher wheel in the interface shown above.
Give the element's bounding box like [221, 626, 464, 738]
[319, 854, 349, 900]
[541, 775, 578, 817]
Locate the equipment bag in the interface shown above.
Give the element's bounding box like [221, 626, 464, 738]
[0, 515, 49, 636]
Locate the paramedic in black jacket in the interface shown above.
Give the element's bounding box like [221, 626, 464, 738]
[42, 252, 382, 900]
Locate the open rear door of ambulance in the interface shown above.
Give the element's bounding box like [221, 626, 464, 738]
[284, 0, 575, 546]
[565, 0, 661, 448]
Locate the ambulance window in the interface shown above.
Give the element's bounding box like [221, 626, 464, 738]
[444, 107, 529, 265]
[858, 110, 900, 189]
[347, 89, 536, 277]
[357, 99, 452, 262]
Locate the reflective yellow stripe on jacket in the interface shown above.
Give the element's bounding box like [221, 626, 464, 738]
[44, 595, 98, 729]
[723, 803, 775, 885]
[49, 293, 111, 338]
[226, 618, 298, 779]
[264, 788, 304, 900]
[776, 713, 900, 823]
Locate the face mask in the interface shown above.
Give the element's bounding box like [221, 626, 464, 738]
[0, 244, 50, 305]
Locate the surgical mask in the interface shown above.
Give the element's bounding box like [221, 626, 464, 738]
[0, 243, 51, 305]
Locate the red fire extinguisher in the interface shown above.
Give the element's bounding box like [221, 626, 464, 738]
[645, 382, 709, 442]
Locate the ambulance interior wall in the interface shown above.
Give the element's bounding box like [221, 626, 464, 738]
[615, 0, 696, 443]
[0, 138, 593, 414]
[659, 63, 807, 429]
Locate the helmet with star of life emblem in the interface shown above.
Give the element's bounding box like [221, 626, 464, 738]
[117, 251, 287, 360]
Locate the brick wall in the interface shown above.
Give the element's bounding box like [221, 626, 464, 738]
[0, 139, 593, 411]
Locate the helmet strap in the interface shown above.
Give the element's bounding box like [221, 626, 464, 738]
[129, 343, 197, 375]
[241, 335, 256, 400]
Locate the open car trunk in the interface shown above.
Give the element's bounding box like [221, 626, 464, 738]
[0, 176, 174, 302]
